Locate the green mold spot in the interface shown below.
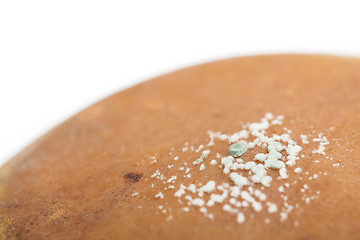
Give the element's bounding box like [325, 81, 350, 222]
[229, 142, 247, 157]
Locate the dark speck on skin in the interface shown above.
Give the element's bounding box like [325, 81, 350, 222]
[124, 172, 143, 183]
[212, 112, 223, 118]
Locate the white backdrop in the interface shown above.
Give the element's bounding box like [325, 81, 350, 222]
[1, 0, 360, 166]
